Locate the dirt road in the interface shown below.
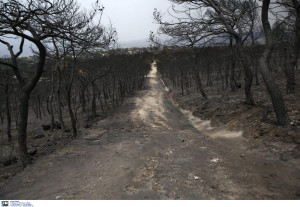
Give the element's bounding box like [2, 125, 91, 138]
[1, 63, 299, 199]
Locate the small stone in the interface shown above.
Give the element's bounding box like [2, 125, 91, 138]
[210, 158, 221, 163]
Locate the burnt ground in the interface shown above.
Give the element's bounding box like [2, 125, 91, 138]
[0, 87, 109, 187]
[0, 64, 299, 199]
[162, 68, 300, 162]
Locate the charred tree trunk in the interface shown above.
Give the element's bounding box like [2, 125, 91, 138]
[0, 108, 3, 124]
[91, 82, 97, 119]
[225, 65, 229, 87]
[17, 92, 30, 167]
[180, 69, 184, 95]
[37, 95, 42, 120]
[286, 1, 300, 94]
[229, 39, 238, 92]
[81, 88, 86, 112]
[5, 84, 12, 142]
[192, 52, 207, 100]
[260, 0, 290, 126]
[66, 89, 77, 137]
[255, 64, 260, 86]
[286, 47, 296, 94]
[57, 67, 65, 132]
[5, 40, 47, 168]
[236, 44, 255, 105]
[194, 68, 207, 100]
[259, 51, 289, 126]
[99, 91, 105, 115]
[50, 67, 55, 130]
[230, 59, 237, 92]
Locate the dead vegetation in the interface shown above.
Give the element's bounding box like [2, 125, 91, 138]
[162, 70, 300, 160]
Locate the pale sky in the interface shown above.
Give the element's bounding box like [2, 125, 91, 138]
[0, 0, 173, 56]
[90, 0, 173, 43]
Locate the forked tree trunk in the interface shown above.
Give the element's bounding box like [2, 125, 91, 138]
[13, 42, 46, 168]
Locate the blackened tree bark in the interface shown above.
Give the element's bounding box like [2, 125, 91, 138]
[259, 0, 290, 126]
[5, 83, 12, 142]
[0, 34, 47, 167]
[0, 0, 88, 167]
[152, 0, 259, 104]
[50, 67, 55, 130]
[236, 43, 255, 105]
[91, 83, 97, 119]
[17, 92, 30, 165]
[192, 55, 207, 99]
[285, 0, 300, 94]
[229, 38, 238, 92]
[0, 76, 12, 142]
[57, 66, 65, 132]
[66, 88, 77, 137]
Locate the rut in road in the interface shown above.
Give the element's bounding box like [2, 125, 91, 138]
[0, 62, 299, 199]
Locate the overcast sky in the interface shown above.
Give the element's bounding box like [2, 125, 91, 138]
[90, 0, 173, 43]
[0, 0, 173, 57]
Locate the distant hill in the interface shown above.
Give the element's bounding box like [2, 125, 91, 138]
[0, 39, 152, 58]
[119, 39, 151, 48]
